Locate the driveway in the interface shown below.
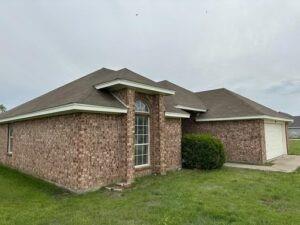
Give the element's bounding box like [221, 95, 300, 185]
[225, 155, 300, 173]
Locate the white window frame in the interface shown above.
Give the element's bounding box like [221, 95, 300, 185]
[135, 99, 150, 114]
[7, 124, 13, 155]
[134, 100, 150, 168]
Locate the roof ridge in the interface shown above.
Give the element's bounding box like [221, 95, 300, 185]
[157, 80, 197, 94]
[196, 87, 226, 94]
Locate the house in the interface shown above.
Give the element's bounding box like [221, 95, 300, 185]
[0, 68, 292, 192]
[288, 116, 300, 139]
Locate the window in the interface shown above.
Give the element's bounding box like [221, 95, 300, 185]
[7, 124, 13, 155]
[135, 99, 149, 113]
[134, 100, 150, 167]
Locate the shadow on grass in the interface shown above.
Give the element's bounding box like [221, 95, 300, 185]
[0, 164, 72, 198]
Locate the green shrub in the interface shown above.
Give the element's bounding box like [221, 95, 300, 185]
[182, 134, 225, 170]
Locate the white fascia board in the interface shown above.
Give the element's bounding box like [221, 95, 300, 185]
[95, 79, 175, 95]
[196, 115, 293, 122]
[175, 105, 207, 112]
[0, 103, 127, 123]
[165, 112, 190, 118]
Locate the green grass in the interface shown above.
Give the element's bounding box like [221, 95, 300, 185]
[289, 139, 300, 155]
[0, 166, 300, 225]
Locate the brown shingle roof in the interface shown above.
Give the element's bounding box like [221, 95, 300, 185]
[196, 88, 291, 121]
[0, 68, 176, 121]
[157, 80, 206, 113]
[0, 68, 292, 122]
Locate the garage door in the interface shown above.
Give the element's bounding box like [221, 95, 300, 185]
[264, 121, 287, 160]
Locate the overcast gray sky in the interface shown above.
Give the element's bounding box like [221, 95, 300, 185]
[1, 0, 300, 115]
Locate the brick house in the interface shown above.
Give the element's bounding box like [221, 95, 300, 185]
[0, 68, 292, 192]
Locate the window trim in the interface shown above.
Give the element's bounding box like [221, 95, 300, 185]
[134, 115, 150, 168]
[134, 100, 150, 168]
[135, 99, 150, 114]
[7, 124, 13, 156]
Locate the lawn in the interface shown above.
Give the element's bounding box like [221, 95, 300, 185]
[289, 139, 300, 155]
[0, 166, 299, 225]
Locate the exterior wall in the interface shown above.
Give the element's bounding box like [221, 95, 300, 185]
[133, 92, 166, 176]
[165, 118, 182, 171]
[74, 113, 127, 191]
[0, 114, 81, 190]
[182, 118, 266, 164]
[0, 113, 127, 192]
[289, 128, 300, 139]
[112, 90, 182, 176]
[0, 89, 183, 192]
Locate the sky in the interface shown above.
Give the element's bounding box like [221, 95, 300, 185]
[0, 0, 300, 115]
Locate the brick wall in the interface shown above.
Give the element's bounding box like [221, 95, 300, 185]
[0, 113, 127, 192]
[74, 113, 127, 191]
[182, 118, 266, 164]
[133, 92, 166, 176]
[0, 89, 183, 192]
[0, 114, 81, 190]
[165, 118, 182, 171]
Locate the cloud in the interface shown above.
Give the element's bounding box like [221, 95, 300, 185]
[264, 80, 300, 95]
[0, 0, 300, 115]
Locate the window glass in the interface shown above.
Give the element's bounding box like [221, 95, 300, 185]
[135, 100, 149, 113]
[134, 114, 149, 166]
[7, 125, 13, 155]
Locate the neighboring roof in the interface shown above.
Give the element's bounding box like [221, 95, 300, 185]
[195, 88, 292, 122]
[290, 116, 300, 128]
[157, 80, 207, 115]
[278, 112, 294, 120]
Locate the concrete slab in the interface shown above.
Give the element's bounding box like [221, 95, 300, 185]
[224, 155, 300, 173]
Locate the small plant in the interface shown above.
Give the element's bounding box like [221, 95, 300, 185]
[182, 134, 225, 170]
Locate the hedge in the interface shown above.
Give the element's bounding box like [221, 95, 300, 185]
[182, 134, 225, 170]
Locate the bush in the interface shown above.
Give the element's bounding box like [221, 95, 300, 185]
[182, 134, 225, 170]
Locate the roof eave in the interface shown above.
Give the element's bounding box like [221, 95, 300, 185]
[165, 112, 190, 118]
[0, 103, 127, 124]
[95, 79, 175, 95]
[175, 105, 207, 112]
[196, 115, 293, 122]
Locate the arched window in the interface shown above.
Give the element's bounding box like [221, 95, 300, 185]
[134, 100, 150, 167]
[135, 100, 150, 113]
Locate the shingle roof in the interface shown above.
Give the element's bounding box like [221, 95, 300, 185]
[157, 80, 206, 114]
[196, 88, 291, 121]
[290, 116, 300, 128]
[94, 68, 168, 90]
[0, 68, 292, 122]
[0, 68, 176, 122]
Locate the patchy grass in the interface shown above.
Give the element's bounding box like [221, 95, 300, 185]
[0, 165, 300, 225]
[289, 139, 300, 155]
[263, 161, 274, 166]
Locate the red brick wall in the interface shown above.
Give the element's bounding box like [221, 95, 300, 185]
[133, 92, 166, 176]
[0, 114, 81, 190]
[114, 91, 181, 176]
[0, 89, 183, 192]
[165, 118, 182, 170]
[0, 113, 127, 192]
[75, 113, 127, 191]
[182, 118, 266, 164]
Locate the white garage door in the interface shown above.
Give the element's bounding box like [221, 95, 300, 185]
[264, 121, 287, 160]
